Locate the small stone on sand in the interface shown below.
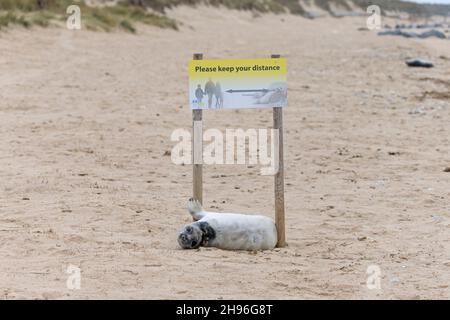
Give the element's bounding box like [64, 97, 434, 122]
[406, 59, 434, 68]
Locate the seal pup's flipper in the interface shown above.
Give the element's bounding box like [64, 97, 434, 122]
[187, 198, 206, 221]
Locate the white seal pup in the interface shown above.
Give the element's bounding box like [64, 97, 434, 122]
[177, 198, 277, 251]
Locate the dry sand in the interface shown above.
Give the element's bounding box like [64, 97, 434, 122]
[0, 6, 449, 299]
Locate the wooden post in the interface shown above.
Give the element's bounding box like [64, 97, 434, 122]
[192, 53, 203, 205]
[271, 54, 286, 247]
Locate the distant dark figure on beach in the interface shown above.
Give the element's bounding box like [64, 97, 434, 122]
[37, 0, 48, 9]
[215, 82, 223, 108]
[195, 85, 204, 104]
[204, 78, 216, 109]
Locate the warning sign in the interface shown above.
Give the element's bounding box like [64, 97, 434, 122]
[189, 58, 287, 110]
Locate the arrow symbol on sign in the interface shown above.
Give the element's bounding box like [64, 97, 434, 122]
[226, 89, 273, 94]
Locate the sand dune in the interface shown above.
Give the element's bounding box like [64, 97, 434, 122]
[0, 6, 449, 299]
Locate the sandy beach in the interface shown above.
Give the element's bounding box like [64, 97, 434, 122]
[0, 6, 450, 299]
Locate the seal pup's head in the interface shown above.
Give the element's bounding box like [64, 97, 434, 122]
[178, 221, 216, 250]
[178, 224, 203, 249]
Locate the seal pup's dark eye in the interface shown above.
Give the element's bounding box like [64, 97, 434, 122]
[191, 240, 197, 247]
[186, 226, 193, 234]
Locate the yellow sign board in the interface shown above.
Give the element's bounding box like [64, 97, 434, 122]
[189, 58, 287, 110]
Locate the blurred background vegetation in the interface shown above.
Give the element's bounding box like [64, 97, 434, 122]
[0, 0, 178, 32]
[0, 0, 449, 33]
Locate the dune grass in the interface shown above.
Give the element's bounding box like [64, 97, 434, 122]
[130, 0, 303, 15]
[122, 0, 450, 18]
[0, 12, 31, 29]
[0, 0, 178, 32]
[0, 0, 448, 32]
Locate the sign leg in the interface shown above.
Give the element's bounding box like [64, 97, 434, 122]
[273, 106, 286, 247]
[192, 53, 203, 206]
[272, 53, 286, 248]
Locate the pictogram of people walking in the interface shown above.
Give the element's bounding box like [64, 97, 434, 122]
[194, 78, 223, 109]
